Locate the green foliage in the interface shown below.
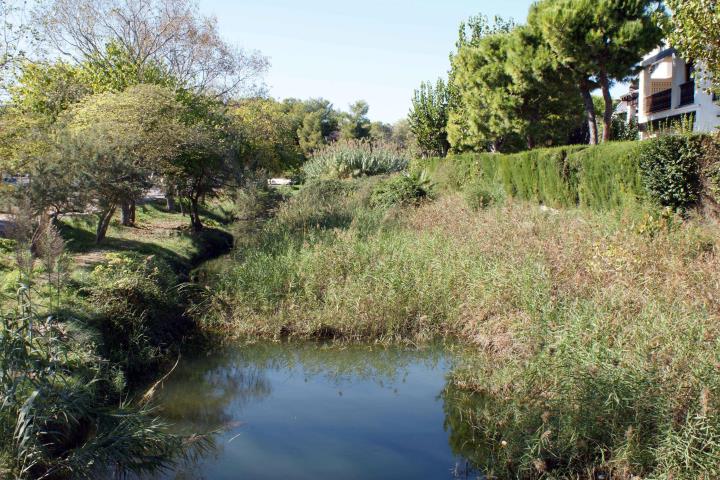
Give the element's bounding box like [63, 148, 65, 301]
[463, 180, 505, 210]
[370, 172, 434, 208]
[408, 78, 451, 157]
[10, 61, 90, 118]
[448, 15, 584, 153]
[230, 98, 303, 173]
[340, 100, 371, 140]
[426, 142, 643, 210]
[85, 252, 184, 378]
[668, 0, 720, 94]
[79, 40, 175, 94]
[303, 139, 409, 179]
[573, 141, 644, 210]
[0, 240, 203, 479]
[285, 98, 339, 156]
[55, 84, 186, 240]
[638, 135, 703, 210]
[531, 0, 667, 143]
[612, 117, 640, 141]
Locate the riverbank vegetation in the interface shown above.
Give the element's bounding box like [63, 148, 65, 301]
[0, 0, 717, 477]
[0, 198, 233, 478]
[194, 132, 720, 478]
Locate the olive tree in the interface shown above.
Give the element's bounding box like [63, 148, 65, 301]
[62, 84, 185, 241]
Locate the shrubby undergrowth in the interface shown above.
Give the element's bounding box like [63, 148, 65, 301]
[0, 231, 209, 479]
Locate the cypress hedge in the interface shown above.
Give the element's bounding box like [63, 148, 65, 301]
[413, 137, 714, 211]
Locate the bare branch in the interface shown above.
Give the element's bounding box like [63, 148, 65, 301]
[36, 0, 268, 97]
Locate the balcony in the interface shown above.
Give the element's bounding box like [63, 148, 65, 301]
[679, 81, 695, 107]
[645, 89, 672, 114]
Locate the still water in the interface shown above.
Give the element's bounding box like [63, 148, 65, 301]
[153, 342, 478, 479]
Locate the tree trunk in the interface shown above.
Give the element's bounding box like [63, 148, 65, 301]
[189, 196, 203, 233]
[120, 200, 135, 227]
[526, 135, 535, 150]
[599, 72, 614, 143]
[179, 197, 186, 216]
[580, 82, 599, 145]
[166, 193, 175, 212]
[96, 205, 116, 244]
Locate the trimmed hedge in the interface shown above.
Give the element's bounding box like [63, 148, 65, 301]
[413, 139, 704, 211]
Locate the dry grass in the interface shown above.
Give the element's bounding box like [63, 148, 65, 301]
[202, 182, 720, 478]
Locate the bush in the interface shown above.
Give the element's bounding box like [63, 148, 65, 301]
[370, 171, 434, 208]
[84, 252, 186, 379]
[303, 139, 409, 179]
[573, 141, 643, 210]
[463, 181, 504, 210]
[611, 117, 640, 141]
[638, 134, 702, 210]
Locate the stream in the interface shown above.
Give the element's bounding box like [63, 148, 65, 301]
[151, 341, 481, 479]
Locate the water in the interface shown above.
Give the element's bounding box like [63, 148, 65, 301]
[153, 342, 478, 479]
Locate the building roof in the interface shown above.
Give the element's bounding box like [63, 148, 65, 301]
[641, 47, 676, 67]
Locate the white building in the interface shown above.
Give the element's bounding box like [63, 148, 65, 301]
[626, 45, 720, 139]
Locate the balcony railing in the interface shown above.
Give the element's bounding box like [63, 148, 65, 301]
[679, 81, 695, 107]
[645, 89, 672, 114]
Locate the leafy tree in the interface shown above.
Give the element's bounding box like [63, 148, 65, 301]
[78, 40, 176, 94]
[10, 61, 90, 119]
[390, 119, 416, 152]
[370, 121, 393, 142]
[450, 29, 518, 153]
[294, 99, 339, 155]
[168, 103, 238, 232]
[61, 85, 185, 240]
[447, 16, 516, 152]
[668, 0, 720, 93]
[531, 0, 666, 143]
[230, 98, 302, 173]
[505, 25, 585, 149]
[340, 100, 371, 140]
[11, 41, 176, 122]
[408, 78, 451, 156]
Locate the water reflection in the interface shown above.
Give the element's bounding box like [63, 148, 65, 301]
[152, 341, 482, 479]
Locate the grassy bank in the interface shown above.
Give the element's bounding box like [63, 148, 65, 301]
[0, 199, 232, 478]
[199, 172, 720, 478]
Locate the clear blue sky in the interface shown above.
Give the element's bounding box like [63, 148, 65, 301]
[199, 0, 624, 123]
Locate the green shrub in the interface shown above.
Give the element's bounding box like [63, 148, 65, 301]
[700, 135, 720, 204]
[370, 171, 434, 208]
[611, 117, 640, 141]
[463, 181, 504, 210]
[303, 139, 409, 179]
[638, 134, 702, 210]
[84, 252, 186, 379]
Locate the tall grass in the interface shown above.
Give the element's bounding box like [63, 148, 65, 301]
[199, 177, 720, 477]
[303, 139, 409, 179]
[0, 278, 203, 479]
[0, 212, 213, 478]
